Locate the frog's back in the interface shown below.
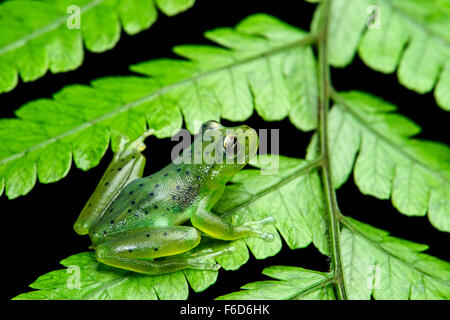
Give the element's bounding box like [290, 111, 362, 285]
[90, 163, 207, 241]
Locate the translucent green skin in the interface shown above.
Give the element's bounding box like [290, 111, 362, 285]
[73, 122, 273, 275]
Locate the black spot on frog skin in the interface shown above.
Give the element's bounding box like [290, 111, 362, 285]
[88, 203, 92, 207]
[166, 208, 170, 211]
[105, 182, 109, 186]
[154, 205, 158, 209]
[146, 234, 150, 237]
[118, 168, 122, 171]
[139, 183, 144, 187]
[131, 201, 136, 205]
[186, 170, 190, 175]
[155, 184, 159, 188]
[103, 231, 107, 235]
[164, 173, 169, 177]
[176, 168, 181, 172]
[129, 191, 134, 195]
[128, 209, 132, 213]
[149, 192, 154, 197]
[176, 185, 180, 190]
[145, 210, 149, 215]
[128, 249, 133, 253]
[154, 248, 158, 251]
[163, 232, 168, 236]
[172, 195, 176, 200]
[110, 220, 114, 224]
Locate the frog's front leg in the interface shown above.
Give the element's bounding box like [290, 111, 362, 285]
[74, 129, 154, 235]
[191, 208, 274, 241]
[94, 226, 230, 275]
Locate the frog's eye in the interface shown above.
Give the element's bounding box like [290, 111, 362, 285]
[224, 134, 240, 157]
[201, 120, 221, 133]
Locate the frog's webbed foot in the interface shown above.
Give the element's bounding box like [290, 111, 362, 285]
[191, 209, 275, 242]
[187, 246, 234, 269]
[236, 217, 275, 241]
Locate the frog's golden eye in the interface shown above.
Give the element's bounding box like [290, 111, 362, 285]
[224, 134, 240, 157]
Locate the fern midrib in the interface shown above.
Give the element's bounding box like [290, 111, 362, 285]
[341, 217, 450, 287]
[331, 90, 450, 185]
[0, 34, 318, 167]
[317, 0, 347, 300]
[0, 0, 105, 56]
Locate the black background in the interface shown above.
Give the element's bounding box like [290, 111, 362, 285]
[1, 0, 449, 301]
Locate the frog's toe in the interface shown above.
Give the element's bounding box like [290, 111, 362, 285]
[188, 262, 221, 271]
[249, 228, 275, 241]
[259, 231, 274, 241]
[242, 216, 275, 227]
[193, 246, 235, 261]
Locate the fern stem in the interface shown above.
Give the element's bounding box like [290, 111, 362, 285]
[316, 0, 348, 300]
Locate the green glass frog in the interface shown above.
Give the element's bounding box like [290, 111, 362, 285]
[74, 121, 274, 275]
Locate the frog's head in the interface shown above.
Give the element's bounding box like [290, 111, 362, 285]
[196, 120, 258, 182]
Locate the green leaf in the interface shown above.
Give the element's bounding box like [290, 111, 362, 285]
[308, 90, 450, 232]
[325, 0, 370, 67]
[321, 0, 450, 110]
[341, 217, 450, 299]
[221, 215, 450, 300]
[0, 14, 318, 199]
[0, 0, 193, 93]
[155, 0, 195, 16]
[13, 252, 189, 300]
[216, 266, 335, 300]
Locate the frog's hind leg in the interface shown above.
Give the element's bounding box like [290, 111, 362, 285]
[73, 129, 154, 235]
[95, 226, 229, 275]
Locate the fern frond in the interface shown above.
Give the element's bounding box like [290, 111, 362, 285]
[307, 90, 450, 232]
[313, 0, 450, 110]
[0, 14, 318, 199]
[217, 217, 450, 300]
[0, 0, 196, 94]
[13, 252, 191, 299]
[216, 266, 335, 300]
[341, 217, 450, 299]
